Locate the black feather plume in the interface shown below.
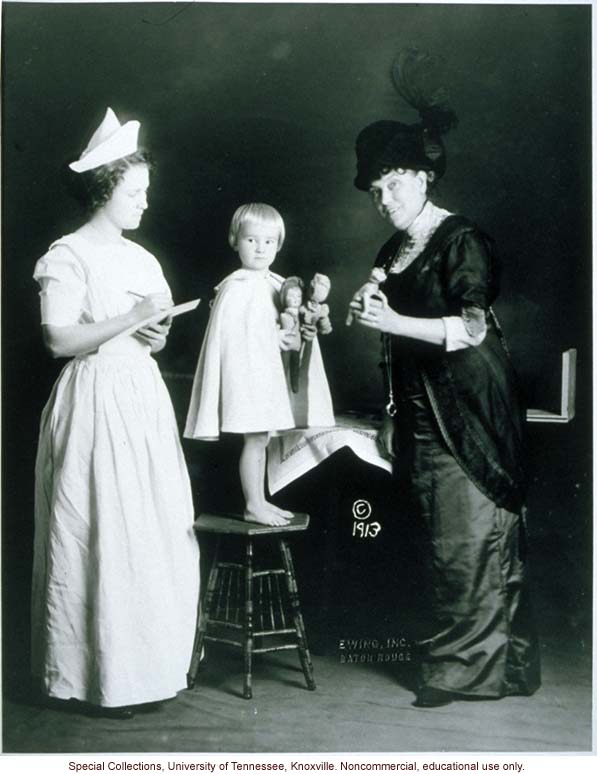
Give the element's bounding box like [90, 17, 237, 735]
[391, 48, 458, 135]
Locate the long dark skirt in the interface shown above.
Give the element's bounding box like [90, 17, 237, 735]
[400, 395, 541, 698]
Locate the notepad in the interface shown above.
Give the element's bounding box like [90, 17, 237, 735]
[109, 298, 201, 343]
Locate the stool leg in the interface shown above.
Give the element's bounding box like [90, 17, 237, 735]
[187, 537, 221, 688]
[243, 537, 254, 699]
[279, 538, 316, 691]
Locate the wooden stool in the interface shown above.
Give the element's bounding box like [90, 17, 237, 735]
[187, 512, 316, 699]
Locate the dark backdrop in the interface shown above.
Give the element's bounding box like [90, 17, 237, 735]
[1, 2, 592, 684]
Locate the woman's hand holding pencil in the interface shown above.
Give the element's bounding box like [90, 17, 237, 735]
[126, 291, 174, 352]
[127, 290, 173, 325]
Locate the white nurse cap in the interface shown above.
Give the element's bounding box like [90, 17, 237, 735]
[69, 107, 140, 173]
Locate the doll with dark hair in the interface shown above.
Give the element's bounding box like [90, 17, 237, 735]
[279, 275, 304, 353]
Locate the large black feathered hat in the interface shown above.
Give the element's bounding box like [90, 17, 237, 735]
[354, 49, 458, 191]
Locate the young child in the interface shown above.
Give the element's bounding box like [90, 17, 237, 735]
[184, 203, 334, 526]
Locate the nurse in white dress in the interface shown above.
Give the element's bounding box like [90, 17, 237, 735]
[31, 108, 199, 718]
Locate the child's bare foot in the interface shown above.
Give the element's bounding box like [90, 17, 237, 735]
[244, 506, 288, 527]
[266, 503, 294, 521]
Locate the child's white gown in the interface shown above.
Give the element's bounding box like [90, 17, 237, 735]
[32, 233, 200, 708]
[184, 269, 335, 441]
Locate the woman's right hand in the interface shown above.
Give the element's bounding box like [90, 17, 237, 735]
[41, 294, 174, 360]
[377, 413, 396, 459]
[130, 293, 173, 324]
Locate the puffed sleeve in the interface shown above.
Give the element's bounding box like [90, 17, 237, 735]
[442, 229, 498, 311]
[33, 244, 87, 326]
[440, 229, 498, 351]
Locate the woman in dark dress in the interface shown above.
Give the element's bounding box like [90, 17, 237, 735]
[348, 51, 540, 708]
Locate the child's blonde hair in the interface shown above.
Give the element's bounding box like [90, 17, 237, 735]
[228, 203, 286, 250]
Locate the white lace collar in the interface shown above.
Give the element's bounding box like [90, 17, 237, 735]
[389, 201, 453, 274]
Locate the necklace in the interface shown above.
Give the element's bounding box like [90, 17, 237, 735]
[389, 203, 452, 274]
[382, 333, 397, 417]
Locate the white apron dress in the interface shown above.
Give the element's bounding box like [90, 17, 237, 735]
[183, 268, 335, 442]
[31, 232, 199, 708]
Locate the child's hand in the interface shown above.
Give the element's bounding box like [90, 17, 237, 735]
[300, 322, 318, 342]
[278, 327, 297, 351]
[317, 314, 332, 335]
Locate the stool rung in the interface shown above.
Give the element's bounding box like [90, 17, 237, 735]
[190, 520, 316, 698]
[207, 619, 243, 629]
[252, 569, 286, 577]
[204, 635, 242, 648]
[253, 644, 299, 654]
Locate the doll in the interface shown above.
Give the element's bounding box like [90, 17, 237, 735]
[280, 276, 304, 393]
[300, 273, 333, 335]
[279, 276, 304, 353]
[292, 273, 333, 398]
[345, 266, 387, 325]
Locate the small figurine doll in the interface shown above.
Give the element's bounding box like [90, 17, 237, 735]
[346, 266, 387, 325]
[280, 276, 306, 393]
[279, 276, 304, 353]
[301, 273, 333, 335]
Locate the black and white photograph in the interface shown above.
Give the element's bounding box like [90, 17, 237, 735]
[1, 0, 593, 761]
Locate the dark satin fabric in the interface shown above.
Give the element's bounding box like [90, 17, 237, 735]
[377, 216, 527, 514]
[378, 213, 540, 697]
[399, 395, 540, 697]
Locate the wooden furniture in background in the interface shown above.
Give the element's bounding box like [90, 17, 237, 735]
[527, 349, 577, 423]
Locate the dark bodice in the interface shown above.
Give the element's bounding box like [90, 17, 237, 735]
[375, 216, 527, 513]
[376, 215, 498, 315]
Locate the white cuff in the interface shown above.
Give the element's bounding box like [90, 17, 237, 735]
[442, 315, 487, 352]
